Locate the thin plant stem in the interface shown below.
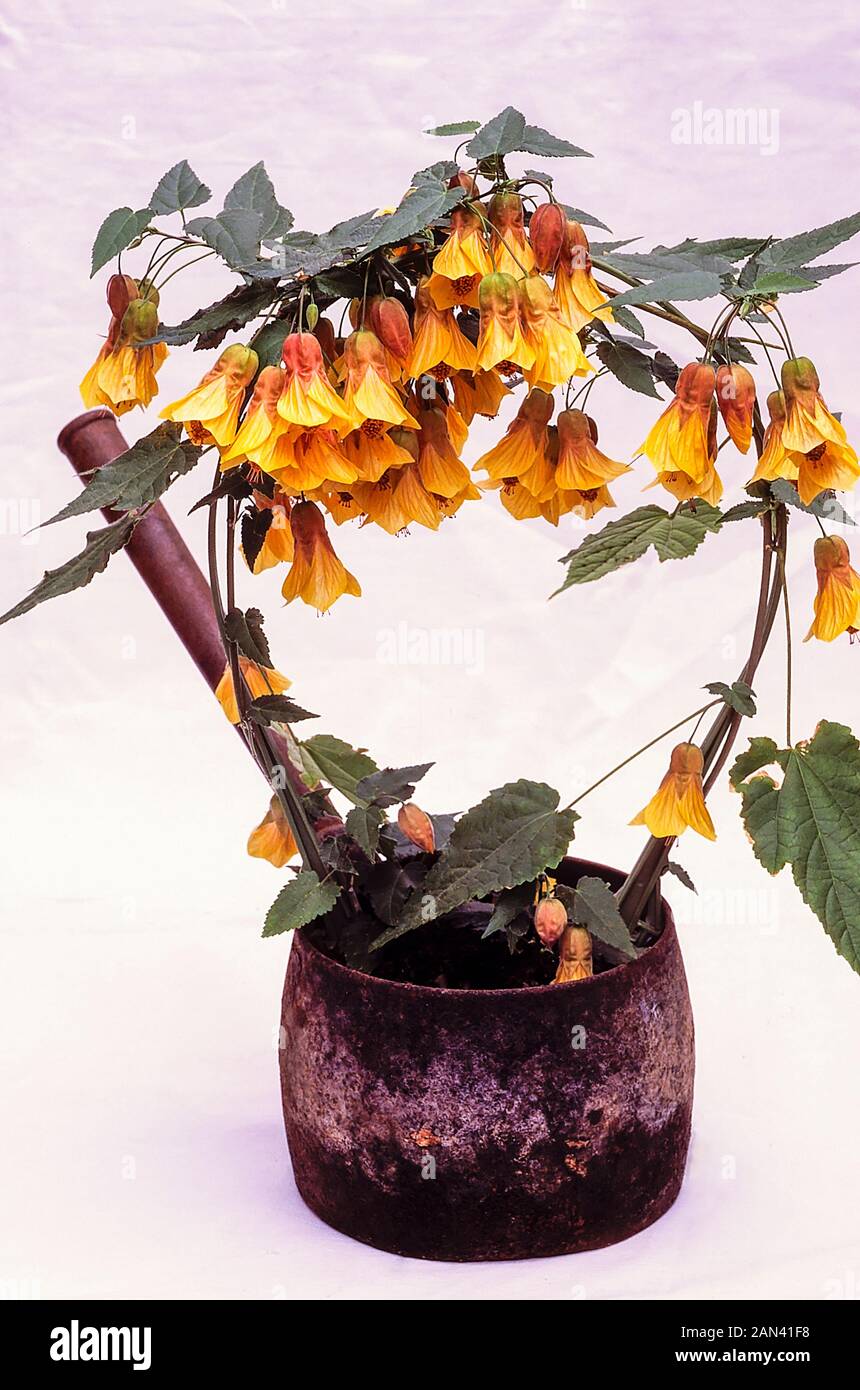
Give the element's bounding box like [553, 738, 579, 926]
[778, 544, 793, 745]
[568, 701, 720, 809]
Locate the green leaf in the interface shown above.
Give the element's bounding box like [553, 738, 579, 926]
[609, 305, 645, 338]
[518, 123, 591, 159]
[598, 270, 722, 311]
[376, 779, 578, 945]
[721, 498, 770, 523]
[223, 606, 272, 667]
[570, 877, 636, 960]
[424, 120, 481, 136]
[555, 503, 723, 592]
[153, 285, 274, 348]
[595, 339, 660, 398]
[0, 515, 136, 626]
[363, 183, 465, 255]
[90, 207, 151, 276]
[248, 317, 288, 371]
[365, 859, 413, 926]
[766, 210, 860, 270]
[662, 236, 767, 262]
[665, 861, 697, 893]
[43, 423, 201, 526]
[465, 106, 527, 160]
[345, 805, 386, 857]
[185, 210, 263, 269]
[770, 478, 856, 526]
[246, 695, 318, 727]
[705, 680, 757, 717]
[299, 735, 378, 805]
[224, 161, 293, 240]
[262, 871, 341, 937]
[481, 881, 534, 939]
[149, 159, 211, 216]
[730, 721, 860, 974]
[354, 763, 434, 809]
[750, 271, 816, 295]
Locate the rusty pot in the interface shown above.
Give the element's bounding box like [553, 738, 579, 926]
[280, 856, 694, 1261]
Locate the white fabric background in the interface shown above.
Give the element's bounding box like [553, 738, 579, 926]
[1, 0, 859, 1300]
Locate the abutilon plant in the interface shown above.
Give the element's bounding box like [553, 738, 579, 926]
[8, 107, 860, 980]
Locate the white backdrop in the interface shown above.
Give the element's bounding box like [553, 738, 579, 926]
[1, 0, 859, 1300]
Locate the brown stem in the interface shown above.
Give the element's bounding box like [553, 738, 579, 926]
[617, 494, 788, 930]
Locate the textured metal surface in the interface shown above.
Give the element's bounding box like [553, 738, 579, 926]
[280, 857, 695, 1261]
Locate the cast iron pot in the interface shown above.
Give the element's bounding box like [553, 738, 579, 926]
[280, 855, 694, 1262]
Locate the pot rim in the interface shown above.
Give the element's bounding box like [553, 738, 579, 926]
[294, 853, 677, 1002]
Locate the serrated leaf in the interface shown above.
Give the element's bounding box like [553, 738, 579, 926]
[355, 763, 434, 809]
[570, 877, 636, 960]
[149, 160, 210, 216]
[597, 270, 722, 311]
[424, 120, 481, 136]
[555, 503, 723, 592]
[595, 339, 660, 398]
[363, 183, 465, 255]
[248, 317, 288, 371]
[751, 271, 816, 295]
[223, 606, 272, 668]
[262, 871, 340, 937]
[770, 478, 856, 526]
[730, 721, 860, 974]
[345, 805, 386, 857]
[721, 498, 769, 523]
[609, 305, 645, 338]
[152, 285, 274, 347]
[364, 858, 414, 926]
[246, 695, 318, 726]
[662, 236, 766, 261]
[559, 204, 612, 234]
[299, 734, 378, 805]
[0, 515, 136, 626]
[90, 207, 151, 276]
[518, 123, 592, 159]
[481, 881, 534, 949]
[224, 161, 294, 240]
[705, 680, 757, 717]
[186, 209, 263, 269]
[766, 210, 860, 270]
[665, 861, 697, 893]
[375, 779, 578, 945]
[43, 423, 201, 525]
[466, 106, 527, 160]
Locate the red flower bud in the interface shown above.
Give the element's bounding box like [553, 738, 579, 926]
[488, 189, 526, 236]
[535, 896, 567, 947]
[106, 273, 139, 319]
[528, 202, 567, 272]
[398, 802, 435, 853]
[369, 296, 413, 362]
[716, 363, 756, 453]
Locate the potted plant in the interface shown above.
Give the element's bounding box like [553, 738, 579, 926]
[8, 108, 860, 1261]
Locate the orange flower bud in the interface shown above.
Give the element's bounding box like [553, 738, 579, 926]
[676, 362, 717, 408]
[344, 327, 388, 374]
[716, 363, 756, 453]
[282, 331, 326, 381]
[106, 273, 139, 319]
[534, 896, 567, 946]
[370, 296, 413, 363]
[528, 201, 567, 272]
[448, 169, 478, 197]
[398, 802, 436, 854]
[814, 534, 851, 573]
[669, 742, 705, 777]
[563, 219, 592, 271]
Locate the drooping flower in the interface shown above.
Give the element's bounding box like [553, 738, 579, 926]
[475, 273, 535, 374]
[553, 221, 613, 334]
[350, 471, 410, 534]
[81, 281, 168, 416]
[474, 388, 553, 486]
[552, 485, 616, 522]
[247, 795, 298, 868]
[519, 275, 592, 389]
[341, 329, 419, 435]
[554, 409, 631, 491]
[244, 491, 295, 574]
[450, 370, 509, 424]
[553, 924, 593, 983]
[272, 429, 359, 494]
[215, 655, 291, 725]
[432, 203, 493, 282]
[648, 399, 722, 505]
[160, 343, 258, 447]
[487, 191, 536, 279]
[281, 500, 361, 612]
[415, 407, 479, 501]
[277, 332, 352, 432]
[639, 362, 716, 483]
[220, 366, 286, 468]
[749, 390, 797, 484]
[780, 357, 860, 504]
[407, 276, 477, 380]
[804, 535, 860, 642]
[716, 363, 756, 454]
[341, 427, 415, 482]
[630, 742, 716, 841]
[528, 201, 568, 274]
